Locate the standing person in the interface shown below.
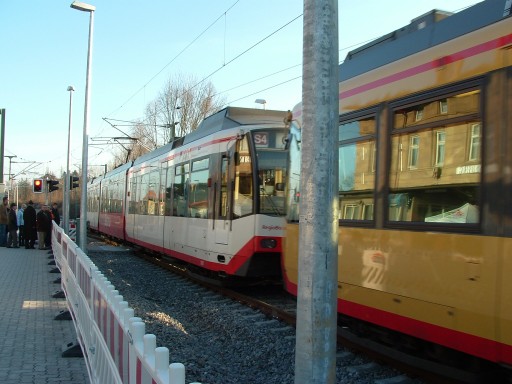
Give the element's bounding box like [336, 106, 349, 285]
[43, 205, 52, 248]
[0, 196, 8, 247]
[51, 203, 61, 227]
[17, 204, 26, 247]
[23, 201, 37, 249]
[6, 203, 19, 248]
[36, 206, 50, 250]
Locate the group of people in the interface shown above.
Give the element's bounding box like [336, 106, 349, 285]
[0, 196, 61, 250]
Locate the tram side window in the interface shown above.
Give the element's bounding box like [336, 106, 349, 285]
[234, 136, 253, 218]
[101, 185, 108, 213]
[113, 176, 124, 214]
[218, 156, 229, 219]
[128, 175, 138, 214]
[158, 166, 166, 216]
[165, 165, 173, 216]
[389, 89, 481, 224]
[139, 173, 149, 215]
[338, 116, 376, 221]
[189, 157, 209, 219]
[173, 163, 189, 217]
[146, 169, 159, 215]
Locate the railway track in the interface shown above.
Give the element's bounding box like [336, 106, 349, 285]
[87, 234, 505, 383]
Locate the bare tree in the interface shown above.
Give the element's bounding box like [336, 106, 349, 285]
[108, 73, 225, 166]
[147, 73, 225, 144]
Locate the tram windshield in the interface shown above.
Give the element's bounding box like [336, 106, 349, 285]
[252, 129, 289, 216]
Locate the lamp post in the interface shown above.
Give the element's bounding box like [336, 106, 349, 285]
[64, 86, 75, 235]
[71, 0, 95, 251]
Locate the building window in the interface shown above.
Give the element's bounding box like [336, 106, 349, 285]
[469, 123, 481, 161]
[415, 107, 424, 121]
[408, 136, 419, 169]
[435, 131, 445, 166]
[439, 99, 448, 114]
[343, 204, 360, 220]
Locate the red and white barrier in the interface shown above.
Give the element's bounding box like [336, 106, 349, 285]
[51, 225, 201, 384]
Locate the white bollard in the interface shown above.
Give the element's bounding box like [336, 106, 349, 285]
[169, 363, 185, 384]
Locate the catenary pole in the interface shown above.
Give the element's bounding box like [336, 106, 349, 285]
[295, 0, 339, 383]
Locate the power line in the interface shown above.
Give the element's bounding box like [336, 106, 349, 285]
[226, 76, 301, 105]
[107, 0, 241, 118]
[133, 13, 303, 126]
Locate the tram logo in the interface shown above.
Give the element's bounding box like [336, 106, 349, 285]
[262, 225, 284, 231]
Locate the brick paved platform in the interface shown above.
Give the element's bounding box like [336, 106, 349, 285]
[0, 246, 89, 384]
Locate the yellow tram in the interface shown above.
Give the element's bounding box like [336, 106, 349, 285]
[284, 0, 512, 366]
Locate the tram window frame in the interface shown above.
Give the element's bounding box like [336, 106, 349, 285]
[173, 162, 189, 217]
[158, 163, 166, 216]
[386, 81, 483, 231]
[164, 161, 174, 216]
[128, 171, 139, 215]
[338, 109, 378, 225]
[188, 156, 210, 219]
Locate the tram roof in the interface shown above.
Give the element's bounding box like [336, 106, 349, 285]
[340, 0, 509, 81]
[131, 107, 288, 166]
[181, 107, 288, 146]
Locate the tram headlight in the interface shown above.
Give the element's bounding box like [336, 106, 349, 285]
[260, 238, 277, 249]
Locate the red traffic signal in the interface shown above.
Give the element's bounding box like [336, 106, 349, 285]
[33, 179, 44, 193]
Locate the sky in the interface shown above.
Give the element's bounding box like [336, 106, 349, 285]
[0, 0, 481, 182]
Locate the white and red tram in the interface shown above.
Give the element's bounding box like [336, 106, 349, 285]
[87, 107, 290, 281]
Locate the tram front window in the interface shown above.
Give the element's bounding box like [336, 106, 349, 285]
[257, 151, 287, 215]
[253, 129, 289, 216]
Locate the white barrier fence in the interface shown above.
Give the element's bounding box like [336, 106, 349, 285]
[52, 225, 201, 384]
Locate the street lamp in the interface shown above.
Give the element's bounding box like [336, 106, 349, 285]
[64, 86, 75, 235]
[71, 0, 95, 251]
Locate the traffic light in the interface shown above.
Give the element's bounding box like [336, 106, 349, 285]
[33, 179, 44, 193]
[70, 175, 79, 190]
[48, 179, 59, 193]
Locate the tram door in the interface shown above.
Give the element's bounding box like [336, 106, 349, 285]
[214, 153, 232, 245]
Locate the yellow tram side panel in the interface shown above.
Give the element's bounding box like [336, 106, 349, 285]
[283, 224, 505, 343]
[339, 18, 512, 114]
[500, 238, 512, 352]
[339, 228, 501, 341]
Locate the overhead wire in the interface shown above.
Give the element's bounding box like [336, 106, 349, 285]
[106, 0, 241, 119]
[133, 13, 303, 126]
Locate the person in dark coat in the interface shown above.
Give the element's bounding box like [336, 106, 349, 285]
[23, 200, 37, 249]
[17, 204, 25, 247]
[43, 205, 53, 248]
[37, 205, 51, 250]
[51, 203, 60, 227]
[6, 203, 19, 248]
[0, 196, 8, 247]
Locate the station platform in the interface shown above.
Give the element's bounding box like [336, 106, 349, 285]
[0, 245, 89, 384]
